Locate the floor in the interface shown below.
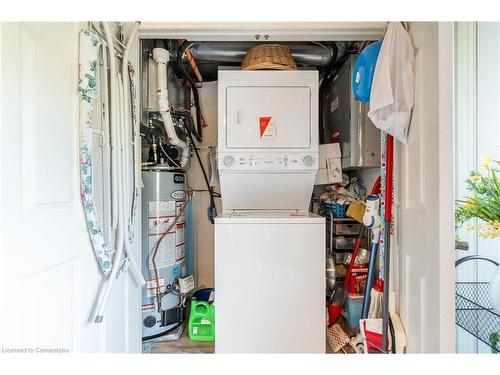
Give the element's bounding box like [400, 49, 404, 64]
[146, 318, 351, 354]
[148, 328, 214, 354]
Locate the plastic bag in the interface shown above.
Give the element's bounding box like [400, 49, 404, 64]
[368, 22, 415, 144]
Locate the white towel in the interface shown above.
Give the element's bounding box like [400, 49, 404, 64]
[368, 22, 415, 144]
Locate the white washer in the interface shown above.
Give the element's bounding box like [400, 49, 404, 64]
[215, 70, 325, 353]
[215, 212, 325, 353]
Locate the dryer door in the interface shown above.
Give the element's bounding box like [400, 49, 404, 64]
[225, 86, 311, 149]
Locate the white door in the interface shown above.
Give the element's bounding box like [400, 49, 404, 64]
[396, 22, 455, 353]
[0, 22, 141, 353]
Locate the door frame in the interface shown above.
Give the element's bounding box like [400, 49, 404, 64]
[437, 22, 456, 353]
[137, 21, 457, 352]
[138, 22, 387, 41]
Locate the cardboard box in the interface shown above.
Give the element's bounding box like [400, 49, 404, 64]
[315, 143, 342, 185]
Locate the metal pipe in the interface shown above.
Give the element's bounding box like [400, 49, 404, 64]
[189, 41, 335, 66]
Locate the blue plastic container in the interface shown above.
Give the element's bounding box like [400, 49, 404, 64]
[352, 41, 382, 103]
[345, 293, 364, 332]
[322, 202, 348, 218]
[192, 288, 214, 304]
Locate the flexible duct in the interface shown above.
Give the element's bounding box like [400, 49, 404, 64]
[189, 41, 335, 66]
[153, 47, 190, 168]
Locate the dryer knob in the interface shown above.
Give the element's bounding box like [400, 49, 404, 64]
[223, 156, 235, 167]
[143, 315, 157, 328]
[302, 155, 314, 167]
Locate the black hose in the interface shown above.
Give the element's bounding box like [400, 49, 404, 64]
[176, 42, 203, 142]
[142, 321, 184, 342]
[174, 111, 217, 223]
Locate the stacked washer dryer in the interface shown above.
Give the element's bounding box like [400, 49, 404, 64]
[215, 70, 325, 353]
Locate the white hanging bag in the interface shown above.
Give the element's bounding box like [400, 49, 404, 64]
[368, 22, 415, 143]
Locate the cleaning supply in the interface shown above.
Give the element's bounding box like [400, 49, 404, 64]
[368, 279, 384, 318]
[192, 288, 215, 303]
[348, 264, 368, 294]
[361, 195, 382, 319]
[360, 318, 384, 353]
[345, 293, 364, 332]
[327, 227, 365, 325]
[188, 300, 215, 342]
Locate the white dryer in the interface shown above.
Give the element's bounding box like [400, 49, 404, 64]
[215, 70, 325, 353]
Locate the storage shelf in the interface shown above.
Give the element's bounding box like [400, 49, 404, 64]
[455, 282, 500, 352]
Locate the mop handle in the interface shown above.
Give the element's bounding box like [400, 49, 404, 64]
[384, 134, 394, 221]
[381, 133, 394, 353]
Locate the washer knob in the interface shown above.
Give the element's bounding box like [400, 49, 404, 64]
[302, 155, 314, 167]
[223, 156, 234, 167]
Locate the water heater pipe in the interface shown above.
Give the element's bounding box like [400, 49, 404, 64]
[153, 48, 190, 168]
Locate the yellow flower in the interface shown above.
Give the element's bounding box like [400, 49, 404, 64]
[469, 175, 482, 182]
[462, 197, 475, 210]
[480, 155, 493, 169]
[475, 221, 500, 238]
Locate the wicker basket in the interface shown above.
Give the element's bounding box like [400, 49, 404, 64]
[241, 44, 297, 71]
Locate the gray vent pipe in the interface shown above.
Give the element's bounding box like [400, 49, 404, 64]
[189, 42, 335, 67]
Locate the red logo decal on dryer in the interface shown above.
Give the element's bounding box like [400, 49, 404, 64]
[259, 116, 276, 139]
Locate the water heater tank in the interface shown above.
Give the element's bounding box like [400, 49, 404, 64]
[141, 170, 188, 340]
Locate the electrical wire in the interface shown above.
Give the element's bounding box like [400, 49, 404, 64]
[187, 183, 221, 197]
[186, 129, 217, 221]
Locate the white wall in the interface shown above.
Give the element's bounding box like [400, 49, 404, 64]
[186, 82, 220, 288]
